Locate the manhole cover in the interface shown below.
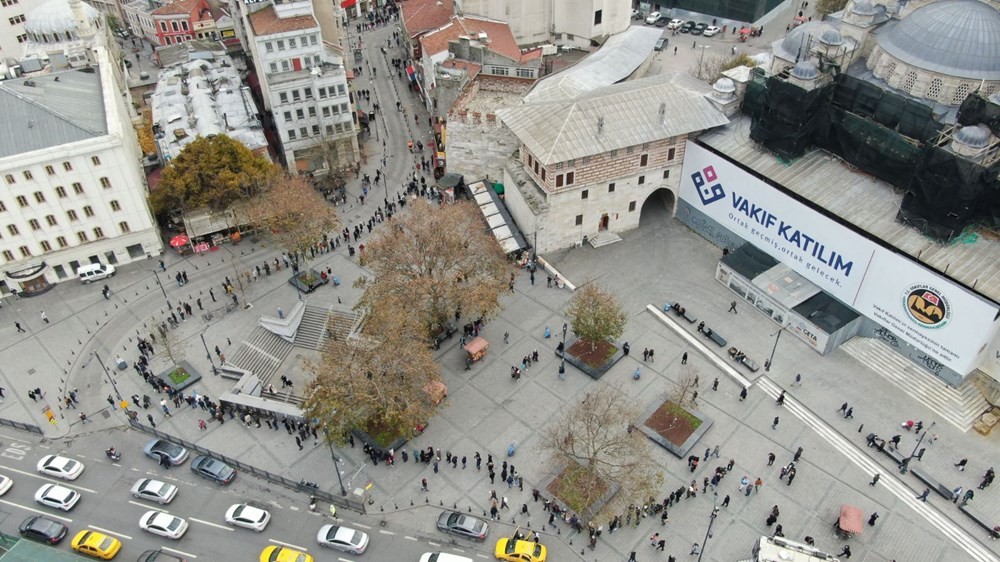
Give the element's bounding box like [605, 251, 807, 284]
[101, 410, 112, 419]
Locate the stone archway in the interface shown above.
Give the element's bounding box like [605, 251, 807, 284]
[639, 187, 677, 226]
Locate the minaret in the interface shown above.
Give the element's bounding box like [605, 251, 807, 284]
[68, 0, 97, 63]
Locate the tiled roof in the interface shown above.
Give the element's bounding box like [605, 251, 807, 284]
[152, 0, 202, 17]
[442, 59, 481, 80]
[401, 0, 454, 38]
[249, 5, 316, 36]
[419, 16, 523, 62]
[499, 72, 729, 165]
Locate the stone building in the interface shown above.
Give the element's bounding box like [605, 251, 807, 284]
[456, 0, 631, 46]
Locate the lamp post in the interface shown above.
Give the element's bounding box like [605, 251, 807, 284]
[94, 351, 129, 414]
[901, 421, 935, 474]
[151, 269, 170, 311]
[765, 324, 785, 372]
[199, 333, 218, 375]
[325, 433, 348, 496]
[559, 322, 568, 376]
[697, 45, 711, 80]
[696, 492, 720, 562]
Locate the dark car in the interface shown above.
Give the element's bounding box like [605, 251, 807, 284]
[655, 38, 668, 51]
[190, 456, 236, 485]
[691, 22, 709, 35]
[138, 550, 186, 562]
[436, 511, 489, 541]
[143, 439, 189, 466]
[19, 515, 68, 544]
[654, 15, 670, 27]
[680, 20, 696, 33]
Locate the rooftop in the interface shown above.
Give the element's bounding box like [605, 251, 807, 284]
[249, 5, 316, 36]
[699, 116, 1000, 305]
[152, 0, 203, 17]
[452, 75, 533, 114]
[500, 72, 729, 165]
[524, 26, 661, 103]
[419, 15, 521, 62]
[401, 0, 454, 38]
[0, 67, 107, 159]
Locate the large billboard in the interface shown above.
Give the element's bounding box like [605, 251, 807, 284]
[680, 140, 999, 375]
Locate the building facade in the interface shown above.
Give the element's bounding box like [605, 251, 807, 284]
[456, 0, 631, 46]
[152, 0, 211, 46]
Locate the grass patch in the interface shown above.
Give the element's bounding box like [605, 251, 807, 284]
[663, 401, 702, 431]
[567, 339, 618, 369]
[166, 367, 191, 386]
[547, 463, 609, 515]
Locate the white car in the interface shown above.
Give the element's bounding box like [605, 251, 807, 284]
[37, 455, 84, 481]
[0, 474, 13, 496]
[139, 511, 188, 540]
[645, 11, 661, 24]
[703, 25, 721, 37]
[317, 524, 369, 554]
[34, 484, 80, 511]
[130, 478, 177, 505]
[225, 504, 271, 532]
[667, 18, 685, 30]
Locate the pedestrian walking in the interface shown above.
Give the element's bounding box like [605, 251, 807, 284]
[845, 407, 854, 419]
[40, 311, 49, 323]
[776, 390, 785, 406]
[772, 416, 779, 430]
[838, 402, 848, 414]
[793, 447, 803, 462]
[838, 545, 852, 558]
[951, 486, 963, 502]
[628, 552, 637, 562]
[650, 532, 660, 546]
[740, 387, 747, 401]
[421, 478, 428, 491]
[728, 301, 737, 313]
[690, 543, 701, 555]
[868, 512, 879, 526]
[955, 458, 968, 471]
[682, 352, 688, 364]
[14, 322, 25, 333]
[198, 419, 207, 430]
[794, 373, 802, 386]
[916, 488, 930, 501]
[722, 494, 730, 507]
[767, 452, 775, 466]
[962, 489, 974, 506]
[712, 445, 720, 458]
[869, 473, 880, 486]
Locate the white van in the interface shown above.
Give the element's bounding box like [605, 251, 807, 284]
[78, 263, 116, 283]
[419, 554, 473, 562]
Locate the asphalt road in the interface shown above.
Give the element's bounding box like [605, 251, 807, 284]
[0, 429, 496, 561]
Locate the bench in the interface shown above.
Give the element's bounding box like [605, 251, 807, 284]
[910, 466, 956, 499]
[958, 503, 998, 538]
[704, 329, 727, 347]
[663, 302, 697, 324]
[740, 357, 759, 372]
[878, 444, 907, 466]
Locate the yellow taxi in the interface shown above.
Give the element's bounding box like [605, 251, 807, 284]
[494, 538, 547, 562]
[71, 530, 122, 560]
[260, 545, 315, 562]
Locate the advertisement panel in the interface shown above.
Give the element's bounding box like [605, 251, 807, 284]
[680, 140, 999, 374]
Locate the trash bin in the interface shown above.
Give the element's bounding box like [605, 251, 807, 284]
[116, 358, 128, 370]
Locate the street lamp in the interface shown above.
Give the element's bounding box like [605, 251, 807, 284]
[765, 324, 785, 372]
[151, 269, 171, 310]
[325, 433, 348, 496]
[558, 322, 568, 377]
[94, 351, 131, 416]
[901, 421, 935, 474]
[697, 45, 711, 80]
[199, 333, 218, 375]
[696, 492, 720, 562]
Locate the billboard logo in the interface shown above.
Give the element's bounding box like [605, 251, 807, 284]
[691, 165, 725, 206]
[903, 284, 951, 328]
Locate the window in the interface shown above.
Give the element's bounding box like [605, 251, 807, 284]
[18, 246, 30, 258]
[516, 68, 533, 78]
[22, 170, 32, 180]
[534, 162, 539, 175]
[67, 210, 78, 221]
[0, 201, 5, 212]
[28, 219, 40, 230]
[663, 169, 670, 179]
[279, 93, 288, 104]
[1, 251, 12, 262]
[281, 60, 290, 72]
[668, 148, 675, 160]
[119, 221, 130, 234]
[629, 201, 636, 212]
[56, 236, 67, 248]
[40, 240, 51, 252]
[110, 200, 121, 211]
[93, 227, 104, 239]
[45, 214, 57, 226]
[269, 62, 278, 73]
[62, 161, 72, 171]
[289, 37, 296, 48]
[310, 35, 317, 45]
[541, 169, 546, 181]
[642, 143, 649, 150]
[296, 109, 305, 119]
[277, 40, 285, 51]
[304, 88, 313, 99]
[640, 154, 648, 167]
[490, 66, 509, 76]
[45, 165, 55, 175]
[4, 174, 14, 185]
[638, 175, 645, 185]
[566, 171, 574, 185]
[91, 155, 101, 166]
[556, 174, 564, 188]
[575, 215, 583, 226]
[77, 231, 88, 243]
[283, 111, 292, 122]
[318, 87, 327, 99]
[15, 33, 25, 43]
[15, 195, 28, 208]
[594, 9, 602, 24]
[1, 0, 20, 7]
[581, 189, 588, 200]
[288, 129, 297, 140]
[609, 150, 618, 158]
[7, 14, 25, 25]
[171, 21, 178, 31]
[299, 127, 308, 137]
[322, 106, 330, 118]
[100, 177, 111, 189]
[55, 186, 67, 198]
[7, 224, 18, 236]
[72, 182, 83, 194]
[265, 42, 273, 53]
[609, 183, 616, 193]
[292, 90, 301, 102]
[308, 107, 316, 117]
[312, 125, 320, 136]
[83, 206, 94, 218]
[337, 85, 346, 96]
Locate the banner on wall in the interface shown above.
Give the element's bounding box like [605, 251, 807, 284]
[680, 140, 999, 375]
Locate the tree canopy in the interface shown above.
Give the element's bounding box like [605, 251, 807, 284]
[816, 0, 849, 16]
[566, 284, 627, 350]
[150, 135, 279, 215]
[239, 175, 339, 258]
[356, 199, 510, 339]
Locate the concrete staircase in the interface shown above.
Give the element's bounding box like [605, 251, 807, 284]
[227, 326, 294, 388]
[841, 337, 991, 431]
[588, 231, 622, 248]
[292, 305, 359, 350]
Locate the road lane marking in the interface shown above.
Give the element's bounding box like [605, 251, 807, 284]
[428, 541, 440, 546]
[0, 465, 98, 493]
[269, 538, 307, 551]
[189, 517, 232, 531]
[163, 546, 197, 558]
[404, 536, 417, 541]
[88, 525, 132, 540]
[338, 558, 356, 562]
[452, 548, 465, 552]
[0, 433, 34, 444]
[378, 529, 394, 535]
[352, 522, 372, 529]
[0, 499, 72, 522]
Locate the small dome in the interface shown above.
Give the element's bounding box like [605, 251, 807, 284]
[713, 78, 736, 93]
[25, 0, 98, 36]
[851, 0, 877, 15]
[877, 0, 1000, 80]
[954, 124, 992, 148]
[819, 28, 844, 46]
[791, 60, 820, 80]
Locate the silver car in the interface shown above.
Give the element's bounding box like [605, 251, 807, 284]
[317, 524, 369, 554]
[34, 484, 80, 511]
[130, 478, 178, 504]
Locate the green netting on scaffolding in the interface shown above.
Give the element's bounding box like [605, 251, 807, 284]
[747, 75, 831, 161]
[958, 95, 1000, 137]
[815, 107, 922, 187]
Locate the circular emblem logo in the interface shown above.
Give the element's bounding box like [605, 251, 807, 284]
[903, 284, 950, 328]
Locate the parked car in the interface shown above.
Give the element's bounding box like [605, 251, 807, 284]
[71, 530, 121, 560]
[645, 11, 661, 24]
[138, 551, 186, 562]
[655, 15, 670, 27]
[667, 18, 685, 30]
[495, 538, 547, 562]
[130, 478, 178, 504]
[190, 455, 236, 485]
[36, 455, 84, 480]
[692, 22, 709, 35]
[680, 20, 696, 33]
[225, 504, 271, 532]
[18, 515, 68, 544]
[437, 511, 489, 541]
[35, 483, 80, 511]
[631, 8, 642, 19]
[703, 25, 721, 37]
[143, 439, 189, 466]
[0, 474, 12, 496]
[316, 524, 369, 554]
[655, 38, 668, 51]
[140, 511, 189, 540]
[260, 546, 313, 562]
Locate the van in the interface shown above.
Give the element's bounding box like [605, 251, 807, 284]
[78, 263, 116, 284]
[419, 554, 473, 562]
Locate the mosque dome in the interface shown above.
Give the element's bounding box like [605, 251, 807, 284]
[819, 28, 844, 46]
[790, 60, 820, 80]
[877, 0, 1000, 80]
[954, 124, 992, 148]
[25, 0, 98, 36]
[713, 78, 736, 94]
[851, 0, 877, 15]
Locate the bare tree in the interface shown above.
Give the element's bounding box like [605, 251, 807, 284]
[671, 365, 702, 408]
[816, 0, 850, 16]
[565, 284, 627, 352]
[689, 53, 758, 84]
[152, 316, 186, 367]
[541, 384, 663, 519]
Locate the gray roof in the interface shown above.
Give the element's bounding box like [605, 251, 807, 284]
[523, 26, 661, 103]
[0, 67, 107, 159]
[877, 0, 1000, 80]
[699, 117, 1000, 305]
[499, 72, 729, 165]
